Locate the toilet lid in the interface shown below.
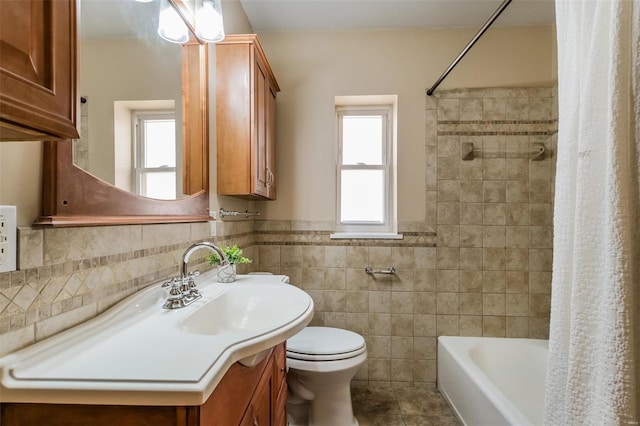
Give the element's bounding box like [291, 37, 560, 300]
[287, 327, 366, 359]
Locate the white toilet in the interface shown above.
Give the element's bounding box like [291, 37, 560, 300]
[286, 326, 367, 426]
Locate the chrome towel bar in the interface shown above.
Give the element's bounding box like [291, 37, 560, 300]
[462, 142, 546, 161]
[365, 266, 396, 276]
[219, 208, 260, 218]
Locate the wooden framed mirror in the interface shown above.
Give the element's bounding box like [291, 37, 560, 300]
[35, 0, 210, 226]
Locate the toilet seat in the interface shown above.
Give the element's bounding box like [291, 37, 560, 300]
[287, 327, 366, 361]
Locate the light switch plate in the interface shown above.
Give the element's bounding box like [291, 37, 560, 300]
[0, 206, 17, 273]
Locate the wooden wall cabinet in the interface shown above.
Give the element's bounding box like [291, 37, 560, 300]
[0, 0, 79, 141]
[216, 34, 280, 200]
[0, 343, 288, 426]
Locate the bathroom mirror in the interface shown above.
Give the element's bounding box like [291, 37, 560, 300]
[36, 0, 210, 226]
[75, 0, 185, 199]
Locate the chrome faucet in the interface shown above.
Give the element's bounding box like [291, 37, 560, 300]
[161, 242, 230, 310]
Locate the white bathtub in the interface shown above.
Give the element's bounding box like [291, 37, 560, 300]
[437, 336, 548, 426]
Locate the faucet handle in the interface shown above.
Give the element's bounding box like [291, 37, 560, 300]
[188, 271, 200, 278]
[161, 276, 180, 288]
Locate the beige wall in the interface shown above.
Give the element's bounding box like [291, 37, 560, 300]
[257, 26, 556, 224]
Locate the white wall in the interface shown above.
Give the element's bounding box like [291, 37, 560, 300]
[256, 26, 556, 224]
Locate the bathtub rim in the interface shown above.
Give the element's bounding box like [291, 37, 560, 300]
[437, 336, 548, 426]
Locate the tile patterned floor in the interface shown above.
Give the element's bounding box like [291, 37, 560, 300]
[352, 386, 461, 426]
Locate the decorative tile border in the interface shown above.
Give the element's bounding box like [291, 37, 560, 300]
[255, 230, 437, 247]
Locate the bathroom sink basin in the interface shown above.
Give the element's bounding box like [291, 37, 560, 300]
[181, 283, 311, 336]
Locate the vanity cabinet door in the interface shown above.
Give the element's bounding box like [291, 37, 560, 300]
[216, 34, 279, 200]
[0, 0, 78, 141]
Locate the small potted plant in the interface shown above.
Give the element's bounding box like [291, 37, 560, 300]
[205, 244, 252, 283]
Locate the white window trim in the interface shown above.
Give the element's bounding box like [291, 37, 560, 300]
[133, 110, 177, 198]
[332, 100, 401, 240]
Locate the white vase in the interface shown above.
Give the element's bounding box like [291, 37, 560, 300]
[217, 263, 237, 283]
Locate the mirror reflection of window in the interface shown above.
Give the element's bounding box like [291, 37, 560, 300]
[134, 111, 177, 199]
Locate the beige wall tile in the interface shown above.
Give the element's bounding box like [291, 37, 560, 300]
[391, 359, 414, 382]
[280, 246, 302, 267]
[506, 294, 529, 316]
[437, 180, 460, 202]
[325, 246, 347, 268]
[391, 314, 414, 337]
[506, 271, 529, 293]
[18, 228, 43, 269]
[482, 316, 506, 337]
[483, 293, 506, 315]
[483, 203, 506, 225]
[413, 247, 436, 270]
[414, 270, 436, 292]
[346, 246, 369, 268]
[302, 246, 325, 267]
[436, 225, 459, 247]
[413, 359, 437, 383]
[436, 315, 459, 336]
[436, 270, 459, 292]
[483, 98, 506, 120]
[413, 336, 437, 360]
[370, 313, 391, 335]
[391, 336, 413, 359]
[414, 314, 436, 337]
[460, 98, 483, 120]
[459, 293, 482, 315]
[529, 271, 552, 294]
[437, 99, 460, 121]
[459, 248, 482, 270]
[414, 292, 436, 314]
[459, 315, 483, 336]
[506, 316, 529, 337]
[436, 293, 459, 315]
[483, 181, 506, 203]
[483, 271, 506, 293]
[437, 203, 460, 225]
[460, 270, 483, 292]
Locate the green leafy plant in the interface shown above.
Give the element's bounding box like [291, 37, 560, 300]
[205, 244, 252, 265]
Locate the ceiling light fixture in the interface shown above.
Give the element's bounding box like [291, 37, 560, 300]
[195, 0, 225, 42]
[156, 0, 225, 44]
[157, 0, 190, 44]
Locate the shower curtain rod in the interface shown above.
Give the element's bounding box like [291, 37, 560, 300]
[426, 0, 513, 96]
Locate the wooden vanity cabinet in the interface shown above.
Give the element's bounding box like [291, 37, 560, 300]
[0, 343, 287, 426]
[216, 34, 279, 200]
[0, 0, 79, 141]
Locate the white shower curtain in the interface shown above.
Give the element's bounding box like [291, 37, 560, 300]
[544, 0, 640, 425]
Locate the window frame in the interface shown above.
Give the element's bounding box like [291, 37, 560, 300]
[133, 110, 177, 199]
[334, 104, 397, 236]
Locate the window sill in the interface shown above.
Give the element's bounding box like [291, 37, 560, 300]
[329, 232, 404, 240]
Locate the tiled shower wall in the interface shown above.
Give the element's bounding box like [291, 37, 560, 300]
[0, 221, 257, 356]
[254, 86, 558, 387]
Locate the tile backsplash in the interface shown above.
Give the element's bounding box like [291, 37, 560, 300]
[0, 86, 557, 389]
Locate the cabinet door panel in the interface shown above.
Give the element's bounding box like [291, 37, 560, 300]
[0, 0, 78, 140]
[251, 52, 268, 197]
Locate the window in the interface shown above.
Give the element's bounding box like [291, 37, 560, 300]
[134, 111, 177, 199]
[334, 100, 399, 238]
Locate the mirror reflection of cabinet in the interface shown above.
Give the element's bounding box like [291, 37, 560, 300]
[216, 34, 280, 200]
[0, 0, 79, 141]
[33, 0, 210, 226]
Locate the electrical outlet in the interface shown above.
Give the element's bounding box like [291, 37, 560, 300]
[0, 206, 17, 273]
